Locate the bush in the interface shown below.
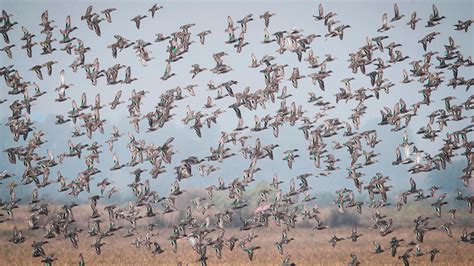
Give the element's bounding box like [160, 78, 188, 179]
[326, 208, 360, 227]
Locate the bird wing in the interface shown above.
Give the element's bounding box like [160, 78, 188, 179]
[394, 4, 400, 18]
[432, 4, 439, 17]
[60, 70, 65, 86]
[114, 90, 122, 102]
[227, 16, 234, 28]
[410, 177, 416, 191]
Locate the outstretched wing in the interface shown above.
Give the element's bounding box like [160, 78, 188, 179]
[432, 4, 439, 17]
[227, 16, 234, 28]
[66, 15, 72, 29]
[60, 69, 65, 86]
[410, 177, 416, 191]
[394, 4, 400, 18]
[81, 92, 87, 106]
[113, 153, 118, 164]
[382, 13, 388, 26]
[114, 90, 122, 102]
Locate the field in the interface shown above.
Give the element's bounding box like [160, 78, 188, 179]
[1, 206, 473, 265]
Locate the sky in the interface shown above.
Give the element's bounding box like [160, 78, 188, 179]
[0, 0, 473, 203]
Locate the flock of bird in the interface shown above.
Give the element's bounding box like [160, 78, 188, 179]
[0, 2, 473, 266]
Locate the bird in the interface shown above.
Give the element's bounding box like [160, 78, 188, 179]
[378, 13, 394, 32]
[190, 64, 207, 78]
[260, 11, 276, 27]
[148, 4, 163, 18]
[329, 235, 345, 247]
[161, 62, 175, 80]
[108, 90, 124, 110]
[0, 44, 14, 58]
[197, 30, 211, 45]
[407, 12, 422, 30]
[348, 226, 363, 242]
[131, 15, 147, 29]
[391, 4, 405, 22]
[101, 8, 117, 23]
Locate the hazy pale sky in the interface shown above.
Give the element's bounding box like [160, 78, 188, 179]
[0, 0, 472, 202]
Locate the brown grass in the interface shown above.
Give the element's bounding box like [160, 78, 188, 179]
[1, 205, 473, 265]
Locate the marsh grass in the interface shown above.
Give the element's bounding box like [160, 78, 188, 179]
[1, 205, 473, 265]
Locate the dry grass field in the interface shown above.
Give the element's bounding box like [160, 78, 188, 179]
[1, 227, 474, 265]
[1, 206, 473, 265]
